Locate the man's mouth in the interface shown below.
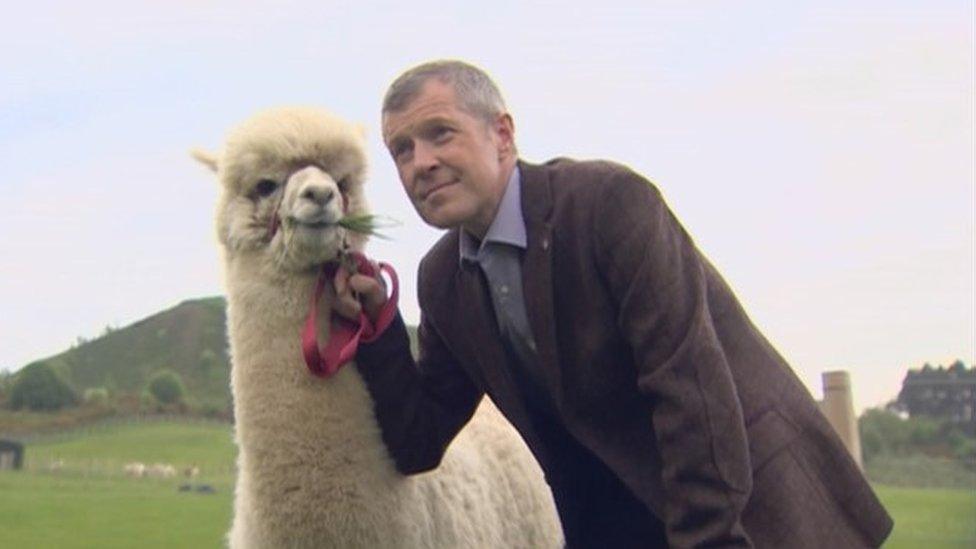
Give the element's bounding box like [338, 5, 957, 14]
[419, 179, 457, 201]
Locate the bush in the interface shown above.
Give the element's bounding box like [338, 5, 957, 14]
[949, 431, 976, 469]
[83, 387, 110, 406]
[110, 391, 141, 414]
[860, 407, 976, 464]
[909, 417, 942, 447]
[139, 390, 157, 411]
[8, 362, 79, 411]
[860, 408, 911, 461]
[145, 369, 186, 405]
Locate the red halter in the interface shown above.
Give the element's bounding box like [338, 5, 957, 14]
[301, 251, 399, 377]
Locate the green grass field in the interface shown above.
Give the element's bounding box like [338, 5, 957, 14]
[0, 420, 235, 548]
[1, 420, 973, 548]
[22, 419, 236, 476]
[875, 485, 976, 548]
[0, 473, 233, 548]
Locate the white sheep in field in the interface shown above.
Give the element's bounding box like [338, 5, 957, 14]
[146, 463, 177, 478]
[194, 107, 562, 548]
[123, 462, 146, 477]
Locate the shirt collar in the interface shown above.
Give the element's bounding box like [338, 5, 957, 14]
[459, 167, 526, 263]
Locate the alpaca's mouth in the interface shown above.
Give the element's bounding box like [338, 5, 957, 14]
[287, 216, 339, 230]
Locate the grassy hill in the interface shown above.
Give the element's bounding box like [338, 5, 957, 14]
[11, 296, 419, 416]
[21, 297, 232, 411]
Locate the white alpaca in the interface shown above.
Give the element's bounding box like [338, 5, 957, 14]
[195, 107, 562, 548]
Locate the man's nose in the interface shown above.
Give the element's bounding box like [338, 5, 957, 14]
[413, 140, 439, 172]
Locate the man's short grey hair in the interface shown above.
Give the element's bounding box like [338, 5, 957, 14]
[382, 60, 508, 122]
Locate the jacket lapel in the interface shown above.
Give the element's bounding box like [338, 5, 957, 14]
[518, 161, 563, 410]
[453, 263, 544, 447]
[454, 265, 509, 392]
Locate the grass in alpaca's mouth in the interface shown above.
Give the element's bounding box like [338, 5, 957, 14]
[287, 215, 397, 239]
[297, 220, 332, 229]
[336, 214, 399, 240]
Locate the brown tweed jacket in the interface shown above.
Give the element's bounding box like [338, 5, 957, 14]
[357, 158, 893, 548]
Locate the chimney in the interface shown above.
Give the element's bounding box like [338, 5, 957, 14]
[818, 370, 863, 469]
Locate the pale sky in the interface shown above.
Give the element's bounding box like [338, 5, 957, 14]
[1, 1, 972, 413]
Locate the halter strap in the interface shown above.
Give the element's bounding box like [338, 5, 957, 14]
[300, 251, 399, 377]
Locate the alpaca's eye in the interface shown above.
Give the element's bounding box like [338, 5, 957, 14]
[254, 179, 278, 197]
[337, 177, 350, 193]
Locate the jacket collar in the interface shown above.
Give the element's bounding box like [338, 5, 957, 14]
[517, 159, 562, 403]
[518, 159, 554, 229]
[459, 166, 527, 264]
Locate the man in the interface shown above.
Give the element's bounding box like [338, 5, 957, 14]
[335, 60, 893, 547]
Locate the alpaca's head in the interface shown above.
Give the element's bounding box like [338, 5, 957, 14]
[195, 107, 369, 271]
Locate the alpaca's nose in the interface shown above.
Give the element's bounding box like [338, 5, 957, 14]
[300, 186, 336, 206]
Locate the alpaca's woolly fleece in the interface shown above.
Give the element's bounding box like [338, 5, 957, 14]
[197, 107, 562, 548]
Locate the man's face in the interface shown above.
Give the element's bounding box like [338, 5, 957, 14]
[382, 79, 514, 238]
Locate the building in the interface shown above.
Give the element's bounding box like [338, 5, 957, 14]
[0, 439, 24, 470]
[897, 360, 976, 430]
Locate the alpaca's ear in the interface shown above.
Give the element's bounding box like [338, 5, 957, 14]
[191, 149, 219, 173]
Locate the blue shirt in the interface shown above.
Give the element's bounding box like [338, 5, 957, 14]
[459, 168, 542, 385]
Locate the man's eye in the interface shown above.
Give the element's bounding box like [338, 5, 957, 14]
[391, 145, 412, 161]
[432, 127, 452, 141]
[255, 179, 279, 197]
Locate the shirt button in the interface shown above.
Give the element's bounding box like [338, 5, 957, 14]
[500, 285, 509, 294]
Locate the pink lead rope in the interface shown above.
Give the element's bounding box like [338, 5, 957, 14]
[301, 251, 399, 377]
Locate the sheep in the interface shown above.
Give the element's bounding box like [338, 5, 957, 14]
[194, 107, 562, 548]
[146, 463, 177, 478]
[47, 458, 65, 473]
[123, 462, 146, 478]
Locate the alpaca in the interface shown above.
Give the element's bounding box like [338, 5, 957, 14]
[194, 107, 562, 548]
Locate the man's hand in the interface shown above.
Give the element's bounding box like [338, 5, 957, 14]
[333, 262, 388, 323]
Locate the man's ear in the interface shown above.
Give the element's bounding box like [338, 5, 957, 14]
[191, 149, 219, 173]
[493, 113, 516, 159]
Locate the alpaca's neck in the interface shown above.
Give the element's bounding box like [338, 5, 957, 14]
[225, 254, 316, 330]
[222, 252, 395, 482]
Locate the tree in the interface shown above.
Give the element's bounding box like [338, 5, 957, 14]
[859, 408, 911, 462]
[146, 369, 186, 405]
[9, 363, 79, 411]
[0, 370, 12, 407]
